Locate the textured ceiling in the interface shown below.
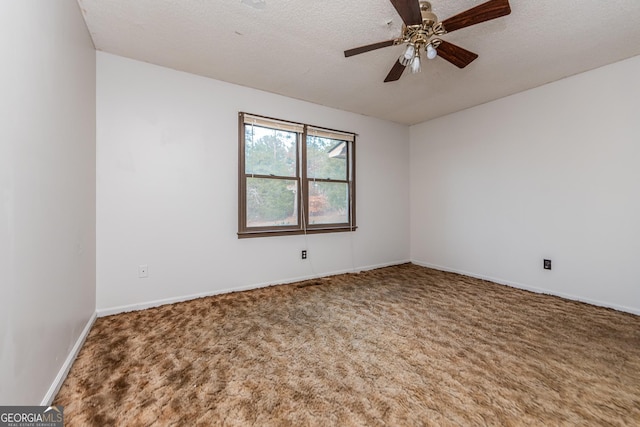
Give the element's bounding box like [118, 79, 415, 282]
[77, 0, 640, 125]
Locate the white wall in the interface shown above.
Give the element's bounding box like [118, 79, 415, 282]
[0, 1, 96, 404]
[96, 52, 409, 312]
[410, 55, 640, 314]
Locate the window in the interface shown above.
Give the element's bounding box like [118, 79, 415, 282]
[238, 113, 356, 238]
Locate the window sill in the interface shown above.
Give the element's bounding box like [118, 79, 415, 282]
[238, 226, 357, 239]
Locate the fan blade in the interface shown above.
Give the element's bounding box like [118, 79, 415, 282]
[437, 41, 478, 68]
[389, 0, 423, 26]
[384, 60, 407, 82]
[344, 40, 396, 58]
[441, 0, 511, 33]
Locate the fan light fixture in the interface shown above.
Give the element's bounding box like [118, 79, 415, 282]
[396, 1, 443, 75]
[410, 55, 421, 74]
[399, 44, 415, 66]
[426, 44, 437, 60]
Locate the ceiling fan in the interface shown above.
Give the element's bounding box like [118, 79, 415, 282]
[344, 0, 511, 82]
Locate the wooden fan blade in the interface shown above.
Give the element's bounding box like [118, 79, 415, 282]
[344, 40, 396, 57]
[436, 41, 478, 68]
[441, 0, 511, 33]
[389, 0, 423, 26]
[384, 60, 407, 82]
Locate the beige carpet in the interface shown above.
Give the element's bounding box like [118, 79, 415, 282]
[55, 264, 640, 425]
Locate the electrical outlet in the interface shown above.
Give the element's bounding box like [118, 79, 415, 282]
[138, 264, 148, 278]
[543, 259, 552, 270]
[301, 250, 307, 260]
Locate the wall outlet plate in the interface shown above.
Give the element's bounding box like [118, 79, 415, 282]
[301, 250, 307, 260]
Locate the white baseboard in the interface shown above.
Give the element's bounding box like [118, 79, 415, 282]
[412, 260, 640, 316]
[97, 259, 411, 317]
[41, 312, 97, 406]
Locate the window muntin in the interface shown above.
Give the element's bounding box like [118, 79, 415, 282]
[239, 113, 356, 237]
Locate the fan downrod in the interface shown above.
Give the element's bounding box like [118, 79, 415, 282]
[420, 1, 438, 26]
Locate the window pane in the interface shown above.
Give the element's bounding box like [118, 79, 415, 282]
[247, 178, 298, 227]
[307, 136, 347, 180]
[245, 125, 297, 177]
[308, 181, 348, 225]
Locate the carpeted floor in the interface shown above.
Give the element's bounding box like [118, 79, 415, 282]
[55, 264, 640, 426]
